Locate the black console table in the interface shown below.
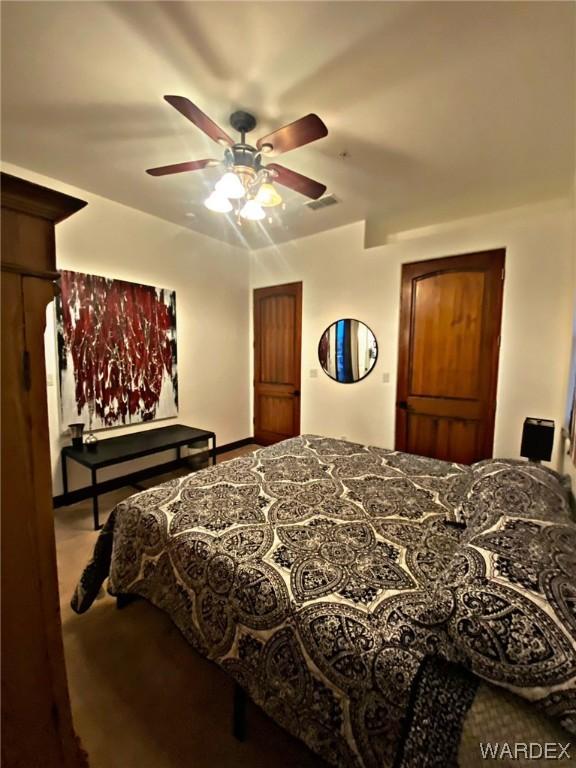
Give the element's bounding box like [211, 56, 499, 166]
[61, 424, 216, 530]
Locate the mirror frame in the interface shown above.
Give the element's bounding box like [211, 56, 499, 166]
[317, 318, 378, 384]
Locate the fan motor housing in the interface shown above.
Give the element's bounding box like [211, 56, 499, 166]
[226, 145, 262, 174]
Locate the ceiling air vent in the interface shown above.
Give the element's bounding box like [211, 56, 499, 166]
[305, 194, 339, 211]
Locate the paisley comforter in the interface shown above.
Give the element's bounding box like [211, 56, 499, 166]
[72, 435, 575, 767]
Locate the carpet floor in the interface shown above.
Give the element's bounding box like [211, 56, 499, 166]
[55, 446, 325, 768]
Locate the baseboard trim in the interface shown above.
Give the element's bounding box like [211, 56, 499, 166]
[216, 437, 254, 454]
[53, 437, 255, 508]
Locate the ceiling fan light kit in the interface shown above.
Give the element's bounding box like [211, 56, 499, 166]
[240, 199, 266, 222]
[204, 191, 233, 213]
[215, 171, 246, 199]
[255, 182, 282, 208]
[146, 97, 328, 226]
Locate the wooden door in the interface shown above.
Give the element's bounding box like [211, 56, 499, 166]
[254, 282, 302, 445]
[395, 250, 504, 464]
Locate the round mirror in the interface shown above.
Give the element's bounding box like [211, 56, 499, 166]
[318, 319, 378, 383]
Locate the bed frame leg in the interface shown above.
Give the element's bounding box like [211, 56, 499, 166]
[116, 593, 138, 609]
[233, 683, 247, 742]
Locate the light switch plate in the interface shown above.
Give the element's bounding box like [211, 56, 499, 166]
[310, 369, 318, 378]
[382, 372, 390, 384]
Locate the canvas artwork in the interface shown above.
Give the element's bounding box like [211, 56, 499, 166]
[56, 270, 178, 430]
[570, 379, 576, 467]
[566, 333, 576, 466]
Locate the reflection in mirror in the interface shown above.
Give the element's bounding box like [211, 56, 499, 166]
[318, 319, 378, 383]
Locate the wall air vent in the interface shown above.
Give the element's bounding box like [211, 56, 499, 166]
[304, 194, 339, 211]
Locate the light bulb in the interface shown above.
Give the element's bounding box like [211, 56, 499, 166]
[255, 182, 282, 207]
[239, 200, 265, 221]
[204, 191, 233, 213]
[215, 172, 245, 199]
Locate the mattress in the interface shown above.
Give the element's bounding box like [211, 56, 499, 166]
[72, 435, 571, 767]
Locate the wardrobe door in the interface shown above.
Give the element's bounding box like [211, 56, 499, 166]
[1, 173, 88, 768]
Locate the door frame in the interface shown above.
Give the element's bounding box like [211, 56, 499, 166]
[395, 249, 505, 460]
[253, 281, 302, 444]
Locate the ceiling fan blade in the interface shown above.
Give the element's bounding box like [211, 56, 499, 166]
[266, 163, 326, 200]
[257, 114, 328, 156]
[164, 95, 234, 146]
[146, 159, 218, 176]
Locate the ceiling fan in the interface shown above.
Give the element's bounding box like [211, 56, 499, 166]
[146, 96, 328, 221]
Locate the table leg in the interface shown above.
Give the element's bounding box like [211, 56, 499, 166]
[232, 683, 246, 742]
[62, 454, 68, 498]
[116, 594, 138, 610]
[91, 467, 101, 531]
[211, 434, 217, 466]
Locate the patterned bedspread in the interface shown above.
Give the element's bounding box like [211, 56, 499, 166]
[72, 435, 571, 767]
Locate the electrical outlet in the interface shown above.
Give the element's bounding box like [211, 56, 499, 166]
[310, 369, 318, 378]
[382, 372, 390, 384]
[46, 373, 55, 387]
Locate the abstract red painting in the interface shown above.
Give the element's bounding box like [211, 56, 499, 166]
[56, 270, 178, 429]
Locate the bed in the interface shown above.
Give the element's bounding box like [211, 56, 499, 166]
[72, 435, 576, 767]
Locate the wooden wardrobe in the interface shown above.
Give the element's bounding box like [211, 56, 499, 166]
[1, 173, 89, 768]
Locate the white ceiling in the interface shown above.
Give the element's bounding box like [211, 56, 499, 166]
[2, 1, 574, 249]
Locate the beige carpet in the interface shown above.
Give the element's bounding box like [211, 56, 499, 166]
[55, 447, 324, 768]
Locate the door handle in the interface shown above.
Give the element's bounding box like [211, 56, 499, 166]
[292, 390, 301, 397]
[397, 401, 407, 410]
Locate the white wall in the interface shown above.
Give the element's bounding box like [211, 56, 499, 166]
[2, 163, 251, 495]
[251, 199, 574, 471]
[560, 177, 576, 482]
[5, 160, 572, 492]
